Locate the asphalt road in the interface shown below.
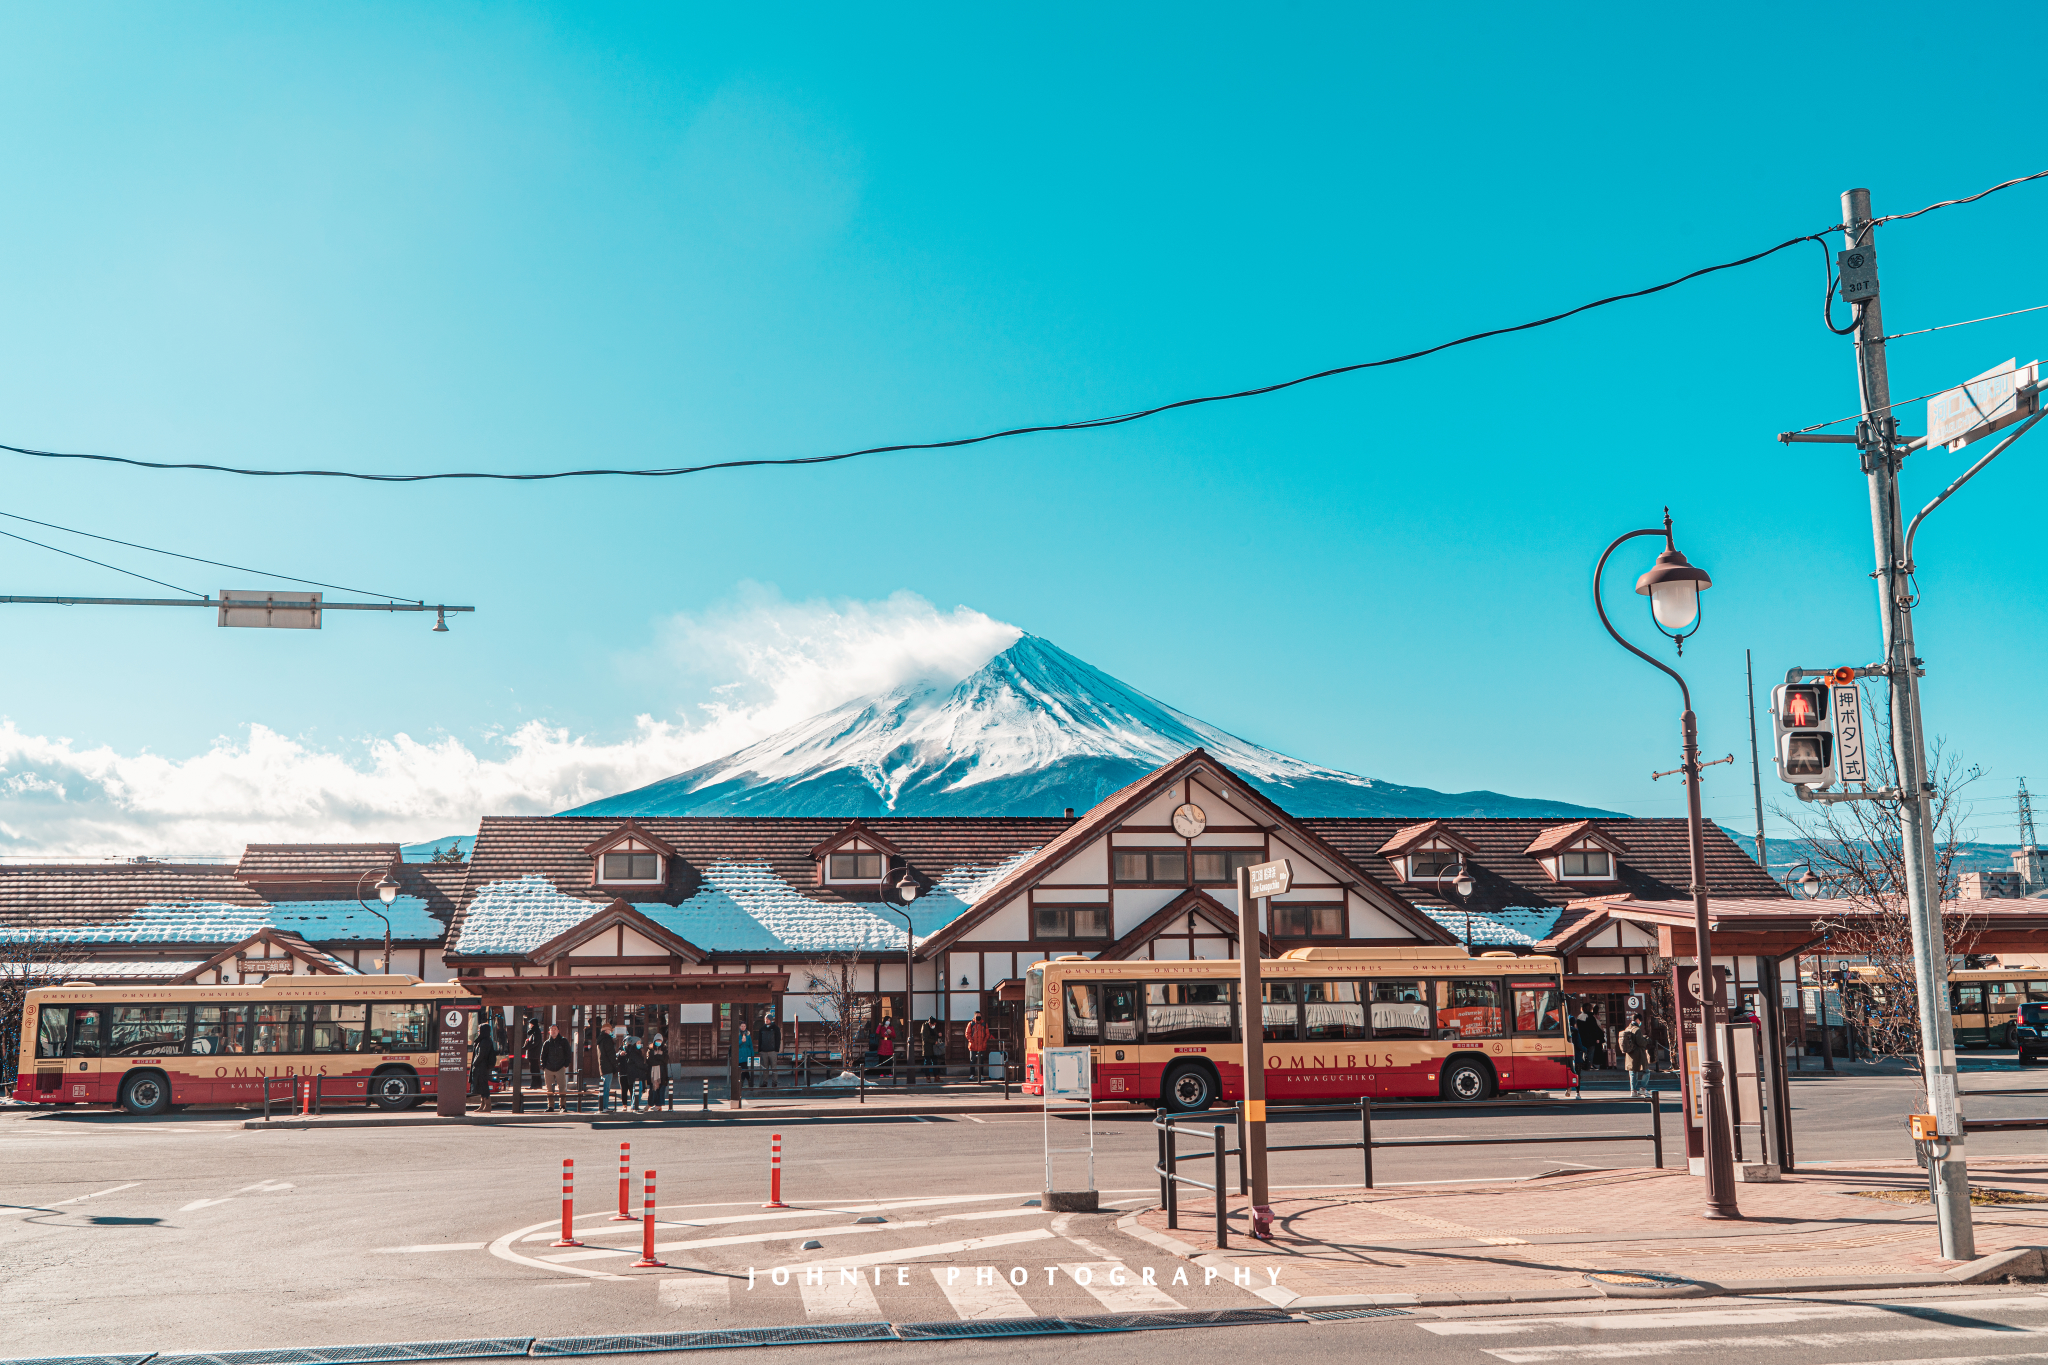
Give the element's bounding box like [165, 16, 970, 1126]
[5, 1059, 2048, 1363]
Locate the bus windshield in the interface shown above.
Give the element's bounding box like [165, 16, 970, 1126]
[1024, 966, 1043, 1031]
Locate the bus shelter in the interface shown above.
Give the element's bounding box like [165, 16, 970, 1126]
[459, 972, 788, 1113]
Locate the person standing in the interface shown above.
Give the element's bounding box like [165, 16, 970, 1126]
[522, 1020, 542, 1091]
[759, 1017, 782, 1087]
[736, 1026, 756, 1089]
[540, 1024, 571, 1113]
[620, 1035, 650, 1111]
[645, 1033, 669, 1109]
[918, 1017, 942, 1083]
[1618, 1013, 1653, 1097]
[596, 1024, 619, 1113]
[470, 1015, 499, 1113]
[874, 1018, 896, 1082]
[1571, 1008, 1603, 1078]
[966, 1012, 990, 1082]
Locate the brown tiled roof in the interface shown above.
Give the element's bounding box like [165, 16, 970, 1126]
[235, 843, 401, 880]
[1304, 817, 1783, 921]
[450, 815, 1073, 950]
[1375, 820, 1478, 858]
[0, 864, 266, 933]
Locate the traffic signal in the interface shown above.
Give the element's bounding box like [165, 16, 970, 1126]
[1771, 682, 1835, 787]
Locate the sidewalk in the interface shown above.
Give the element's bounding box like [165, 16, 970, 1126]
[1125, 1158, 2048, 1305]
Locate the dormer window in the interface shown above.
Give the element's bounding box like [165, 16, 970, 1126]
[1560, 850, 1612, 879]
[829, 852, 884, 880]
[585, 824, 674, 888]
[1411, 850, 1463, 879]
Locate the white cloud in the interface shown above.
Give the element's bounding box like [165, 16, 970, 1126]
[0, 590, 1020, 859]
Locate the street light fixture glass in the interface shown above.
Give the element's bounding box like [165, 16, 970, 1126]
[1801, 868, 1822, 898]
[1636, 546, 1712, 638]
[376, 874, 401, 906]
[1454, 869, 1474, 898]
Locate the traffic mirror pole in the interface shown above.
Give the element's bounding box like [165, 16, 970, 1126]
[1236, 864, 1273, 1240]
[1841, 186, 1973, 1260]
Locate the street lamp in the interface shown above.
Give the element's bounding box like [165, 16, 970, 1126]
[1430, 859, 1478, 949]
[1786, 864, 1824, 899]
[356, 868, 401, 974]
[879, 867, 922, 1083]
[1595, 508, 1740, 1220]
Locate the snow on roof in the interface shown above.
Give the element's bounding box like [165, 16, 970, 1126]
[455, 848, 1043, 958]
[1420, 906, 1543, 948]
[266, 895, 442, 940]
[45, 960, 207, 979]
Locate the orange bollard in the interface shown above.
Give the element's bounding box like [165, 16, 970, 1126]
[552, 1158, 583, 1247]
[611, 1141, 634, 1220]
[632, 1169, 666, 1267]
[299, 1077, 310, 1116]
[764, 1132, 789, 1208]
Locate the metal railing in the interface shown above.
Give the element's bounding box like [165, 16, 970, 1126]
[1953, 1087, 2048, 1133]
[1152, 1094, 1665, 1249]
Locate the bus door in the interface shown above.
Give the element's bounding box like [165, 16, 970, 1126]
[1952, 982, 1988, 1046]
[1097, 984, 1141, 1098]
[67, 1006, 107, 1103]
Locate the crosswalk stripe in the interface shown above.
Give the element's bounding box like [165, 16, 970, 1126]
[523, 1191, 1038, 1242]
[800, 1271, 884, 1320]
[1482, 1326, 2048, 1363]
[930, 1267, 1035, 1320]
[778, 1227, 1056, 1271]
[1059, 1262, 1183, 1313]
[659, 1278, 732, 1314]
[543, 1205, 1047, 1262]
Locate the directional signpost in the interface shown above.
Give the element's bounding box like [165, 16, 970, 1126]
[1927, 358, 2038, 452]
[1236, 856, 1292, 1241]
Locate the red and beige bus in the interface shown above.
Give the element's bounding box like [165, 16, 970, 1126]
[1021, 945, 1573, 1108]
[14, 975, 475, 1115]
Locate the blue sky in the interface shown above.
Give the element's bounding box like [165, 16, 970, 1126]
[1, 3, 2044, 855]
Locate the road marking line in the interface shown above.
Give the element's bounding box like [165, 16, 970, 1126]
[932, 1267, 1034, 1320]
[801, 1270, 883, 1319]
[523, 1190, 1039, 1242]
[1425, 1299, 2048, 1336]
[237, 1181, 292, 1193]
[178, 1198, 235, 1211]
[1060, 1262, 1182, 1312]
[660, 1278, 732, 1313]
[0, 1182, 141, 1218]
[960, 1115, 988, 1124]
[543, 1205, 1048, 1262]
[489, 1217, 631, 1282]
[1482, 1326, 2048, 1363]
[778, 1227, 1055, 1271]
[373, 1243, 489, 1253]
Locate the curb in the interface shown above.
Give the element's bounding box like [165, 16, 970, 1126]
[1112, 1205, 2048, 1307]
[243, 1103, 1047, 1129]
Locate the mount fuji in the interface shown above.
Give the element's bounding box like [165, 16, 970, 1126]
[565, 635, 1618, 820]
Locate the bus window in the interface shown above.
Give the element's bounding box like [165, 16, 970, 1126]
[1259, 982, 1299, 1041]
[1024, 968, 1044, 1034]
[110, 1005, 190, 1056]
[1144, 982, 1233, 1043]
[2028, 981, 2048, 1002]
[35, 1007, 70, 1059]
[307, 1003, 367, 1053]
[368, 1002, 430, 1051]
[1954, 983, 1985, 1015]
[1101, 985, 1139, 1043]
[1065, 984, 1099, 1040]
[249, 1003, 305, 1054]
[1370, 981, 1430, 1038]
[1438, 980, 1503, 1039]
[189, 1005, 247, 1055]
[1512, 984, 1565, 1035]
[1303, 981, 1367, 1040]
[71, 1009, 103, 1057]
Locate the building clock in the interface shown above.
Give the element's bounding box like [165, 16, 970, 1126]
[1171, 803, 1207, 838]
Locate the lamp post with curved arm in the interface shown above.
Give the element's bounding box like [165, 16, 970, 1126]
[356, 868, 402, 974]
[1594, 509, 1739, 1220]
[879, 867, 922, 1083]
[1430, 859, 1478, 949]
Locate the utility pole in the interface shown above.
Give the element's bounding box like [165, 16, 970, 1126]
[1842, 187, 1973, 1259]
[1746, 649, 1767, 873]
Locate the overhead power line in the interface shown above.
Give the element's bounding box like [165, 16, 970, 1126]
[0, 527, 199, 596]
[1883, 303, 2048, 341]
[2, 167, 2041, 486]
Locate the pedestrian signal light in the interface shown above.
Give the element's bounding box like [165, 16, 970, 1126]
[1770, 681, 1836, 788]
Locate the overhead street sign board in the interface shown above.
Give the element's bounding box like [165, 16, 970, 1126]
[218, 590, 322, 629]
[1247, 858, 1293, 899]
[1927, 358, 2039, 452]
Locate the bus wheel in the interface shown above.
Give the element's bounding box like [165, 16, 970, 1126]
[1163, 1064, 1216, 1112]
[119, 1071, 171, 1117]
[1440, 1057, 1494, 1102]
[369, 1070, 420, 1111]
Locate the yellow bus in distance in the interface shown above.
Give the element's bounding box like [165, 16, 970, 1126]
[14, 975, 478, 1115]
[1021, 945, 1572, 1109]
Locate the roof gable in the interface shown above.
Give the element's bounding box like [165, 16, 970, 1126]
[175, 927, 357, 981]
[1376, 821, 1480, 858]
[581, 820, 679, 858]
[526, 898, 708, 964]
[1096, 888, 1272, 961]
[807, 820, 906, 860]
[1524, 820, 1630, 858]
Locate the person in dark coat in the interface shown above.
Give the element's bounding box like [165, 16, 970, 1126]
[597, 1025, 620, 1113]
[470, 1016, 499, 1113]
[918, 1017, 943, 1082]
[645, 1034, 669, 1108]
[523, 1021, 542, 1090]
[620, 1036, 651, 1111]
[540, 1025, 572, 1113]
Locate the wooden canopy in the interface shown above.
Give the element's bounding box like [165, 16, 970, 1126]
[462, 972, 789, 1008]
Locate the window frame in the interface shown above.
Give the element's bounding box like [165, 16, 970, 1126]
[1032, 903, 1113, 941]
[1190, 849, 1266, 885]
[826, 851, 885, 881]
[1558, 848, 1614, 880]
[1270, 901, 1346, 940]
[1368, 979, 1432, 1039]
[1409, 850, 1463, 880]
[1111, 849, 1190, 885]
[597, 847, 664, 886]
